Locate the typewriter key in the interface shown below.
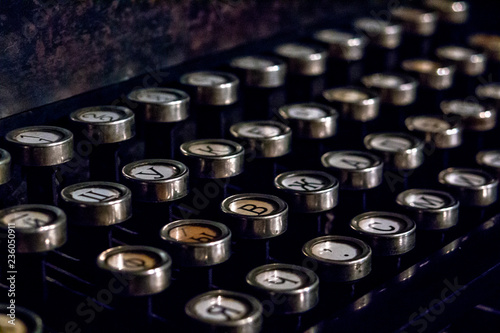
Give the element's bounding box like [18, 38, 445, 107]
[321, 150, 383, 218]
[441, 99, 496, 132]
[477, 150, 500, 178]
[5, 126, 73, 204]
[354, 18, 402, 72]
[350, 212, 416, 256]
[70, 106, 135, 181]
[391, 7, 438, 37]
[181, 71, 240, 138]
[278, 103, 338, 168]
[436, 46, 486, 77]
[438, 168, 498, 207]
[364, 132, 424, 171]
[468, 33, 500, 62]
[60, 182, 132, 267]
[274, 42, 327, 101]
[0, 148, 11, 185]
[97, 245, 172, 328]
[0, 205, 66, 312]
[402, 59, 455, 91]
[246, 263, 319, 314]
[361, 73, 418, 130]
[302, 235, 371, 282]
[160, 219, 231, 267]
[221, 193, 287, 240]
[322, 86, 380, 123]
[354, 18, 402, 50]
[396, 189, 459, 230]
[0, 305, 42, 333]
[424, 0, 469, 24]
[185, 290, 262, 333]
[230, 55, 287, 119]
[476, 83, 500, 111]
[313, 29, 367, 85]
[127, 88, 190, 158]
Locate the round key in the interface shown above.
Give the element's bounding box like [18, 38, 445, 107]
[361, 73, 418, 106]
[302, 235, 371, 282]
[97, 245, 172, 296]
[5, 126, 73, 167]
[436, 46, 486, 76]
[322, 86, 380, 122]
[364, 132, 424, 170]
[391, 7, 438, 36]
[0, 148, 11, 185]
[127, 88, 190, 123]
[60, 181, 132, 226]
[274, 170, 339, 213]
[396, 189, 459, 230]
[70, 106, 135, 144]
[229, 55, 287, 88]
[160, 219, 231, 267]
[278, 103, 338, 139]
[185, 290, 262, 333]
[221, 193, 288, 239]
[402, 59, 455, 90]
[440, 100, 496, 132]
[230, 120, 291, 158]
[477, 150, 500, 178]
[424, 0, 469, 24]
[313, 29, 367, 61]
[350, 211, 416, 256]
[354, 18, 402, 49]
[0, 305, 43, 333]
[274, 43, 327, 76]
[438, 168, 498, 207]
[468, 33, 500, 62]
[476, 83, 500, 110]
[180, 71, 239, 106]
[405, 115, 462, 149]
[122, 159, 189, 202]
[321, 150, 384, 190]
[0, 204, 66, 253]
[246, 263, 319, 314]
[180, 139, 244, 178]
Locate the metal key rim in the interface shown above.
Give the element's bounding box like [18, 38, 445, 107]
[6, 125, 73, 148]
[350, 211, 416, 239]
[160, 219, 231, 248]
[122, 159, 189, 184]
[302, 235, 371, 267]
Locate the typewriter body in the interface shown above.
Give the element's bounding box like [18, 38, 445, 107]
[1, 0, 500, 332]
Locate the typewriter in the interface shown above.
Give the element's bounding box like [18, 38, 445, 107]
[1, 0, 500, 332]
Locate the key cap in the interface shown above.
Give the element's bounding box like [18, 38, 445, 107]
[361, 72, 418, 130]
[0, 304, 43, 333]
[0, 204, 66, 313]
[185, 290, 263, 333]
[121, 159, 189, 242]
[70, 106, 135, 181]
[312, 29, 367, 85]
[246, 263, 319, 332]
[321, 150, 384, 220]
[302, 235, 371, 282]
[60, 181, 132, 270]
[0, 149, 11, 208]
[229, 55, 287, 119]
[477, 150, 500, 178]
[353, 18, 402, 72]
[424, 0, 469, 24]
[180, 71, 241, 138]
[160, 219, 231, 296]
[180, 139, 244, 219]
[221, 193, 288, 272]
[96, 245, 172, 329]
[322, 86, 380, 149]
[127, 88, 190, 158]
[230, 120, 291, 192]
[5, 126, 73, 205]
[396, 188, 459, 230]
[468, 33, 500, 80]
[274, 42, 327, 101]
[476, 82, 500, 111]
[278, 102, 338, 168]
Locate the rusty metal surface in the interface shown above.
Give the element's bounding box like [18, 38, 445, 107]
[0, 0, 361, 120]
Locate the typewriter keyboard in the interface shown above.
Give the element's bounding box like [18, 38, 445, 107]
[2, 1, 500, 332]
